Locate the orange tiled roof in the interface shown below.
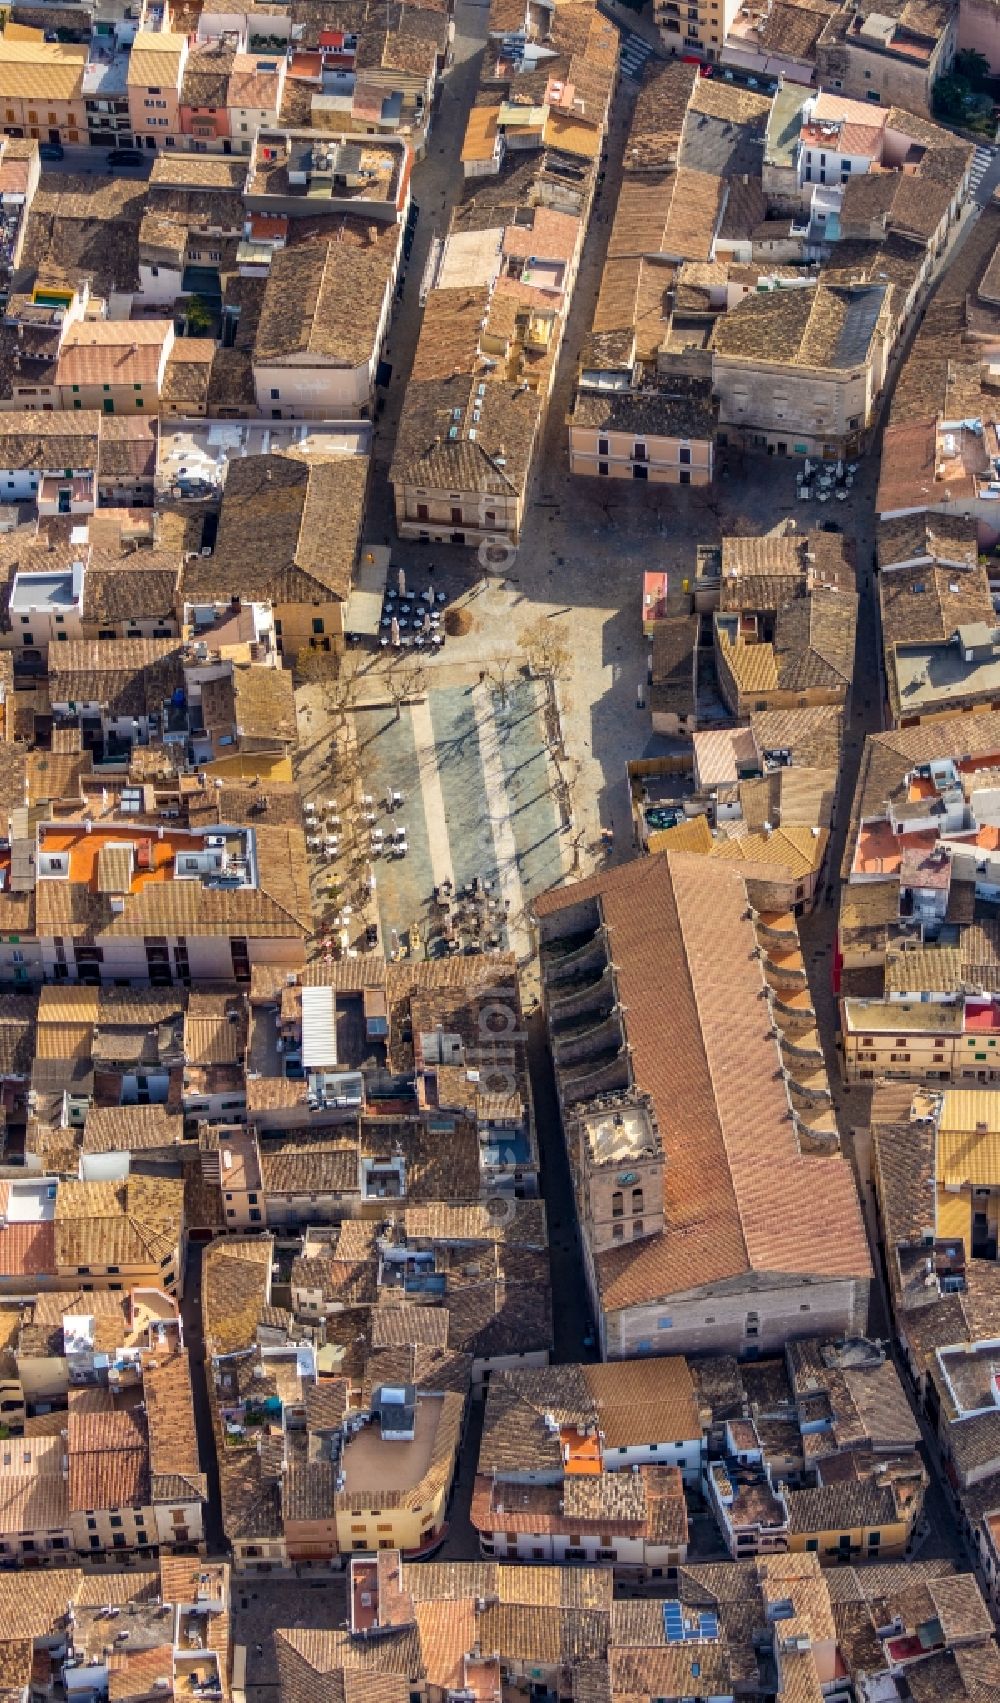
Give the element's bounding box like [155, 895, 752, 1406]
[55, 323, 171, 389]
[0, 1221, 55, 1277]
[535, 854, 870, 1312]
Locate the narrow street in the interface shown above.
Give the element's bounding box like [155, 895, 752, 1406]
[438, 1394, 486, 1561]
[527, 1005, 600, 1364]
[181, 1242, 226, 1555]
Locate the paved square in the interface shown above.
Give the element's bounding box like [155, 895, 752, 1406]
[354, 677, 567, 963]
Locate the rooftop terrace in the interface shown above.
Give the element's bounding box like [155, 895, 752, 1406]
[340, 1396, 440, 1496]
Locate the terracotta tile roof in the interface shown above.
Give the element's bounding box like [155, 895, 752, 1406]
[67, 1406, 150, 1512]
[371, 1307, 450, 1349]
[0, 1572, 84, 1640]
[0, 1220, 55, 1277]
[880, 559, 992, 642]
[302, 1379, 350, 1435]
[445, 1255, 551, 1360]
[572, 376, 714, 440]
[362, 1341, 471, 1404]
[97, 416, 158, 482]
[260, 1142, 358, 1195]
[0, 413, 100, 472]
[477, 1598, 607, 1666]
[282, 1453, 335, 1524]
[181, 42, 234, 107]
[218, 1447, 282, 1544]
[226, 664, 297, 746]
[150, 155, 244, 192]
[55, 322, 172, 390]
[0, 38, 86, 100]
[927, 1573, 996, 1644]
[81, 555, 179, 626]
[713, 281, 888, 372]
[535, 855, 870, 1313]
[35, 824, 312, 942]
[183, 989, 246, 1064]
[412, 1599, 476, 1695]
[0, 1466, 69, 1538]
[479, 1364, 592, 1475]
[274, 1630, 412, 1703]
[0, 1644, 32, 1694]
[611, 1641, 731, 1698]
[650, 617, 698, 716]
[878, 416, 949, 515]
[48, 638, 183, 717]
[626, 59, 698, 170]
[785, 1477, 901, 1534]
[161, 341, 215, 408]
[401, 1199, 547, 1246]
[53, 1176, 183, 1271]
[391, 285, 541, 499]
[889, 202, 1000, 427]
[229, 53, 283, 110]
[877, 512, 978, 571]
[582, 1357, 700, 1447]
[0, 995, 36, 1077]
[19, 175, 147, 301]
[107, 1645, 174, 1703]
[183, 453, 367, 607]
[608, 169, 723, 263]
[82, 1104, 186, 1154]
[203, 1236, 272, 1357]
[142, 1352, 204, 1496]
[718, 577, 856, 702]
[127, 31, 186, 89]
[256, 227, 399, 368]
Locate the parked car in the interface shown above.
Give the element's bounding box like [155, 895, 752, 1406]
[39, 142, 64, 161]
[107, 147, 144, 167]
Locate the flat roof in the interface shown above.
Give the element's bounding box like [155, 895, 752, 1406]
[345, 546, 388, 639]
[9, 571, 77, 610]
[894, 639, 1000, 712]
[340, 1396, 439, 1495]
[842, 998, 964, 1033]
[582, 1101, 658, 1166]
[82, 49, 128, 96]
[4, 1178, 58, 1223]
[436, 226, 505, 291]
[156, 418, 370, 492]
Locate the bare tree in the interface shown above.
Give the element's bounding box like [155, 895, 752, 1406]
[294, 646, 337, 688]
[295, 649, 361, 735]
[481, 654, 519, 710]
[723, 511, 761, 539]
[518, 614, 572, 681]
[377, 652, 427, 722]
[333, 735, 363, 796]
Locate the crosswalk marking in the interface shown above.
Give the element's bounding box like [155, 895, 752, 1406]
[596, 6, 656, 82]
[618, 31, 653, 80]
[970, 145, 994, 195]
